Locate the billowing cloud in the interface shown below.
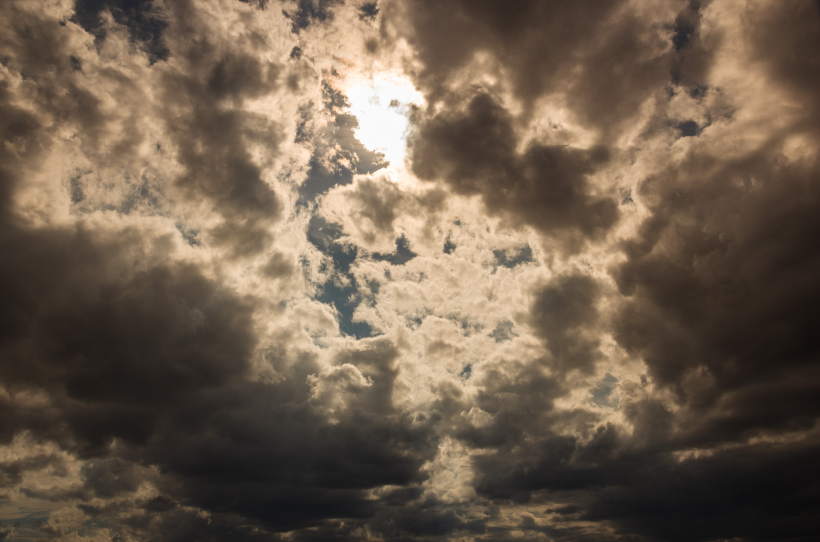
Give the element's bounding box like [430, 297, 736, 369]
[408, 93, 619, 249]
[1, 0, 819, 541]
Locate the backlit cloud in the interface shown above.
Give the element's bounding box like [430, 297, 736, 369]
[1, 1, 819, 540]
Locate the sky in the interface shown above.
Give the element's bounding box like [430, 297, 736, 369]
[0, 0, 819, 540]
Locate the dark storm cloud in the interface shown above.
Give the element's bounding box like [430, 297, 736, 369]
[396, 1, 820, 538]
[472, 420, 820, 542]
[0, 223, 255, 448]
[0, 222, 437, 536]
[409, 93, 618, 248]
[746, 1, 820, 128]
[0, 98, 43, 224]
[0, 455, 68, 491]
[0, 0, 291, 254]
[139, 382, 435, 533]
[432, 272, 602, 459]
[0, 4, 110, 220]
[612, 0, 820, 434]
[157, 3, 290, 256]
[440, 275, 603, 494]
[383, 0, 675, 133]
[130, 337, 438, 536]
[0, 1, 437, 538]
[3, 0, 820, 540]
[613, 149, 820, 442]
[462, 4, 820, 540]
[530, 274, 602, 376]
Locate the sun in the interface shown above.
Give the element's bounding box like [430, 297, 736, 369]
[343, 74, 424, 168]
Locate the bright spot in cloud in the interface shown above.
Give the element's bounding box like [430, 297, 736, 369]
[344, 76, 424, 168]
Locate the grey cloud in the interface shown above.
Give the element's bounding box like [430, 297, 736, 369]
[262, 251, 296, 279]
[670, 1, 714, 87]
[463, 29, 820, 528]
[3, 0, 820, 540]
[0, 455, 66, 489]
[409, 93, 618, 248]
[613, 151, 820, 439]
[344, 176, 404, 233]
[530, 274, 602, 376]
[746, 1, 820, 130]
[383, 0, 675, 134]
[0, 3, 434, 537]
[414, 3, 820, 529]
[0, 223, 437, 535]
[0, 4, 157, 173]
[473, 426, 820, 542]
[0, 101, 43, 222]
[0, 0, 298, 256]
[0, 223, 256, 449]
[160, 54, 284, 254]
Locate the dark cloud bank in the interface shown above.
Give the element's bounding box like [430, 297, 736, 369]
[1, 0, 819, 541]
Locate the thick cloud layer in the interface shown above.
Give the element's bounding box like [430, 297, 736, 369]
[409, 93, 618, 249]
[1, 0, 819, 540]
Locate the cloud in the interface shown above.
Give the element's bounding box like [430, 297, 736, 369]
[530, 273, 603, 377]
[1, 0, 819, 540]
[0, 222, 437, 536]
[381, 0, 677, 134]
[408, 92, 619, 250]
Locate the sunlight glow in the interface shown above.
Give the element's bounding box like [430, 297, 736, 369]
[344, 75, 424, 168]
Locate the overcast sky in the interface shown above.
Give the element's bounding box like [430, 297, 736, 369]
[1, 0, 819, 540]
